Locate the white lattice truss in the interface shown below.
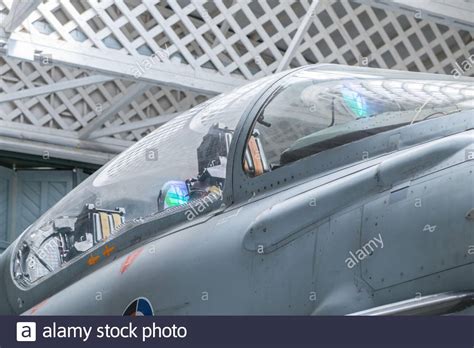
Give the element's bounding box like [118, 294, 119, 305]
[0, 0, 472, 165]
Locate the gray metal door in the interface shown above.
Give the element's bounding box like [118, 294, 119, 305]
[15, 170, 74, 237]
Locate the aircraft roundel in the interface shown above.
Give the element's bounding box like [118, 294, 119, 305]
[123, 297, 154, 316]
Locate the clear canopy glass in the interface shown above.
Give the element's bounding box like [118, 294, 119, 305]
[12, 74, 281, 287]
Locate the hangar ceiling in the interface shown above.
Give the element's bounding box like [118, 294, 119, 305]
[0, 0, 473, 165]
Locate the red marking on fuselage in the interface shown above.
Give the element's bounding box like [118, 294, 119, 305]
[120, 247, 144, 274]
[29, 298, 48, 315]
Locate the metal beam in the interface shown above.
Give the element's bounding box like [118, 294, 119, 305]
[89, 112, 179, 139]
[0, 121, 129, 165]
[0, 136, 115, 165]
[0, 120, 131, 153]
[0, 75, 114, 103]
[2, 0, 42, 33]
[78, 82, 150, 139]
[6, 32, 246, 95]
[276, 0, 320, 72]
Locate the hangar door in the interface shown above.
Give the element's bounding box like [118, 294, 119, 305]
[0, 167, 88, 252]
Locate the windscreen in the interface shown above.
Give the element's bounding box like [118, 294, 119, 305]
[11, 75, 281, 288]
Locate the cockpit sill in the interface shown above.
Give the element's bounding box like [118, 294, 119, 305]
[230, 110, 474, 208]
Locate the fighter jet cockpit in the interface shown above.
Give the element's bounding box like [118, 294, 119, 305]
[11, 65, 474, 289]
[11, 74, 281, 288]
